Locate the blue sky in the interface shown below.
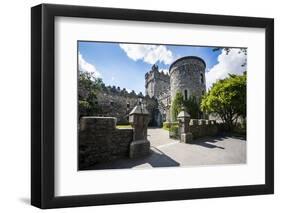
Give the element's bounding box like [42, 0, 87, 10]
[78, 41, 246, 92]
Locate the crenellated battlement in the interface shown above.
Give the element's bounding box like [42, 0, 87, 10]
[190, 119, 216, 126]
[101, 84, 145, 98]
[145, 64, 170, 99]
[189, 119, 218, 139]
[145, 68, 170, 83]
[93, 82, 158, 125]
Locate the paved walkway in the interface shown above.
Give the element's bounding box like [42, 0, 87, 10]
[87, 128, 246, 170]
[147, 127, 178, 147]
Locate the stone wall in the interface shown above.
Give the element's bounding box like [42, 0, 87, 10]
[94, 85, 159, 125]
[157, 89, 170, 122]
[79, 116, 133, 170]
[189, 119, 218, 139]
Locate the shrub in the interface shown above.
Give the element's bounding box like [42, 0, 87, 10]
[171, 91, 202, 120]
[163, 122, 180, 139]
[169, 124, 179, 139]
[184, 96, 200, 119]
[171, 92, 184, 121]
[163, 122, 170, 130]
[162, 122, 179, 131]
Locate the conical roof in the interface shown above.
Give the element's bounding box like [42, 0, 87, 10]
[177, 110, 190, 118]
[129, 105, 149, 115]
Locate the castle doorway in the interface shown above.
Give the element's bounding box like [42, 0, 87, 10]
[154, 109, 163, 127]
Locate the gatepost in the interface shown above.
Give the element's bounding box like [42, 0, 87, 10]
[129, 103, 150, 158]
[177, 107, 193, 143]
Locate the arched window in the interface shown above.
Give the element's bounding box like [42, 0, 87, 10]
[200, 73, 204, 84]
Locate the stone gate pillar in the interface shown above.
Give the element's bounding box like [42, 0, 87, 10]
[129, 103, 150, 158]
[177, 107, 193, 143]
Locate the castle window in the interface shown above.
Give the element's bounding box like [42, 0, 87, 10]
[202, 90, 205, 95]
[127, 103, 130, 108]
[184, 89, 188, 100]
[200, 73, 204, 84]
[110, 101, 114, 106]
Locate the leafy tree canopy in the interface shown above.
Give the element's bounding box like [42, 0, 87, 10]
[78, 71, 103, 117]
[201, 72, 246, 130]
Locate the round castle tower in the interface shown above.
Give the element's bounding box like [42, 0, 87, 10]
[169, 56, 206, 103]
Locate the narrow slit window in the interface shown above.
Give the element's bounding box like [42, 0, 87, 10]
[184, 90, 188, 100]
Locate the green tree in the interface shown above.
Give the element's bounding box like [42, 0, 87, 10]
[171, 92, 184, 121]
[78, 71, 103, 117]
[184, 96, 200, 119]
[171, 92, 202, 121]
[201, 72, 246, 130]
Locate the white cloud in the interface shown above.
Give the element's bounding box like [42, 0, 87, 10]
[78, 52, 101, 78]
[206, 48, 247, 89]
[119, 44, 174, 65]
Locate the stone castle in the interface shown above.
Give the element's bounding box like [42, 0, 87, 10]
[94, 56, 206, 126]
[145, 56, 206, 123]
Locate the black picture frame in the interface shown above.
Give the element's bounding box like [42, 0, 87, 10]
[31, 3, 274, 209]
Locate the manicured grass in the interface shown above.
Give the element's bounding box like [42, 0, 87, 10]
[116, 124, 132, 129]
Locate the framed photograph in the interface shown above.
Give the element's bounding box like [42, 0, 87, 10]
[31, 3, 274, 209]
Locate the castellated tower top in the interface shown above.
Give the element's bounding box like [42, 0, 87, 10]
[145, 64, 170, 99]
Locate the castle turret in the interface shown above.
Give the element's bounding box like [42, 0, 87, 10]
[169, 56, 206, 103]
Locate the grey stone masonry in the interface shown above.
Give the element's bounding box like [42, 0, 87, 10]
[189, 119, 218, 139]
[170, 56, 206, 105]
[92, 85, 158, 125]
[79, 116, 133, 170]
[177, 108, 193, 143]
[176, 107, 218, 142]
[145, 64, 170, 99]
[129, 104, 151, 158]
